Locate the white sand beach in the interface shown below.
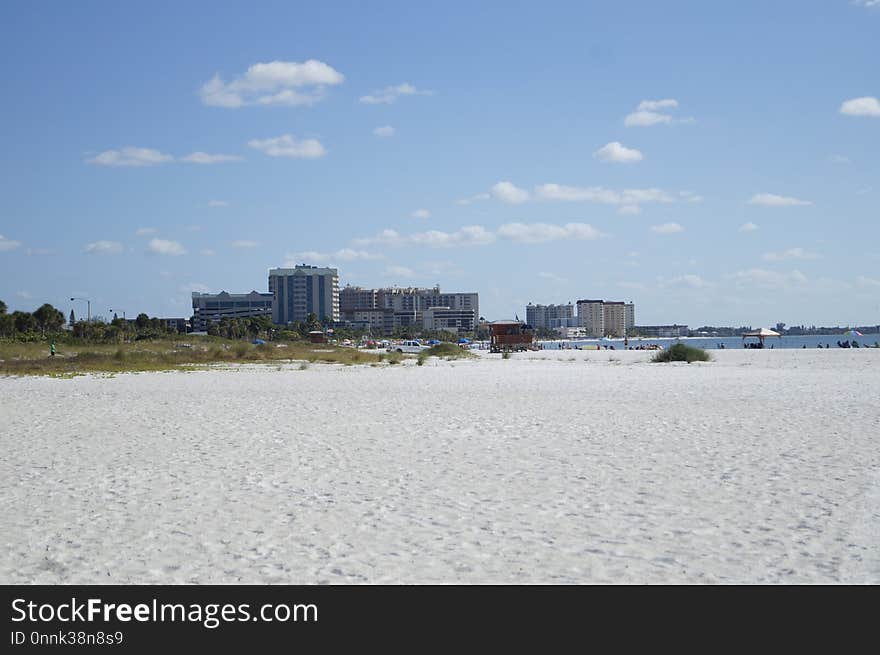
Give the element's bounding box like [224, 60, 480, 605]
[2, 349, 878, 584]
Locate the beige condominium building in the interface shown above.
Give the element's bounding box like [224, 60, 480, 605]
[576, 299, 635, 337]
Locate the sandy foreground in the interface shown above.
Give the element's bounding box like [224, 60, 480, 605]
[1, 349, 878, 584]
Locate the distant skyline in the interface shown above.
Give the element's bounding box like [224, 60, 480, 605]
[1, 1, 878, 326]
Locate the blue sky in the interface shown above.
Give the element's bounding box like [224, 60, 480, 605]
[1, 0, 878, 326]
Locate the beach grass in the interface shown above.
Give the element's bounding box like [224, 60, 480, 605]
[417, 343, 475, 365]
[651, 343, 711, 363]
[0, 338, 401, 376]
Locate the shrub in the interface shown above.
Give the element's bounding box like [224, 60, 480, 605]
[651, 343, 711, 363]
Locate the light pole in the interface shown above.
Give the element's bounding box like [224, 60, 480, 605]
[109, 308, 126, 321]
[70, 297, 90, 322]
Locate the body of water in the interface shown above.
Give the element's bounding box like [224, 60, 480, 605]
[538, 333, 880, 351]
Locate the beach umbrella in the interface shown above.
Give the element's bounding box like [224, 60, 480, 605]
[457, 338, 471, 344]
[252, 338, 266, 345]
[741, 327, 781, 345]
[843, 330, 863, 337]
[427, 339, 441, 345]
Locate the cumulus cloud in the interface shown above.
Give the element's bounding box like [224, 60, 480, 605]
[355, 225, 496, 248]
[856, 275, 880, 288]
[180, 152, 243, 164]
[355, 222, 602, 248]
[762, 247, 820, 261]
[731, 268, 808, 289]
[0, 234, 22, 252]
[286, 249, 382, 265]
[624, 99, 691, 127]
[411, 209, 431, 219]
[662, 274, 709, 289]
[147, 238, 186, 256]
[135, 227, 156, 236]
[497, 222, 601, 243]
[200, 249, 216, 256]
[839, 96, 880, 117]
[359, 83, 432, 104]
[456, 193, 491, 205]
[748, 193, 812, 207]
[248, 134, 326, 158]
[231, 240, 259, 248]
[536, 184, 674, 207]
[200, 60, 344, 108]
[651, 222, 684, 234]
[86, 147, 173, 167]
[373, 126, 395, 137]
[593, 141, 644, 163]
[491, 181, 530, 204]
[739, 222, 759, 232]
[83, 240, 123, 254]
[679, 191, 703, 203]
[207, 200, 228, 208]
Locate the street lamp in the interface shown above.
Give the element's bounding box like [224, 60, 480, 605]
[109, 308, 126, 321]
[70, 297, 90, 322]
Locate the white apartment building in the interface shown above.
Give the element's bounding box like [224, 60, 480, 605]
[268, 265, 340, 325]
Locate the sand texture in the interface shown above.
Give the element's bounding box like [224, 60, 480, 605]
[2, 349, 878, 583]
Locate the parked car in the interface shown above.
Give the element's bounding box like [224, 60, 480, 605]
[388, 340, 429, 353]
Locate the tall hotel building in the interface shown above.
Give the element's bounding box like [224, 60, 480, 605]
[525, 303, 575, 330]
[268, 266, 340, 325]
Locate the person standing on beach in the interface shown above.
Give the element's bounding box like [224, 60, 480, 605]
[49, 342, 55, 357]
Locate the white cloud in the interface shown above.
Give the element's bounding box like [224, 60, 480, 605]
[497, 222, 601, 243]
[0, 234, 22, 252]
[200, 249, 216, 256]
[854, 1, 880, 7]
[491, 181, 530, 204]
[830, 154, 851, 164]
[25, 248, 52, 256]
[147, 238, 186, 256]
[359, 83, 432, 104]
[840, 96, 880, 117]
[679, 191, 703, 203]
[624, 111, 673, 127]
[180, 152, 243, 164]
[83, 240, 123, 254]
[624, 99, 691, 127]
[286, 248, 382, 265]
[355, 222, 602, 248]
[651, 222, 684, 234]
[373, 126, 395, 137]
[456, 193, 491, 205]
[16, 290, 32, 299]
[86, 147, 173, 167]
[231, 240, 259, 249]
[135, 227, 156, 236]
[248, 134, 326, 158]
[762, 247, 820, 262]
[207, 200, 228, 208]
[200, 60, 344, 108]
[748, 193, 812, 207]
[593, 141, 644, 163]
[384, 265, 416, 278]
[638, 99, 679, 111]
[662, 274, 709, 289]
[618, 204, 641, 215]
[536, 184, 674, 206]
[739, 222, 759, 232]
[856, 275, 880, 288]
[731, 268, 808, 289]
[411, 208, 431, 219]
[355, 225, 496, 248]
